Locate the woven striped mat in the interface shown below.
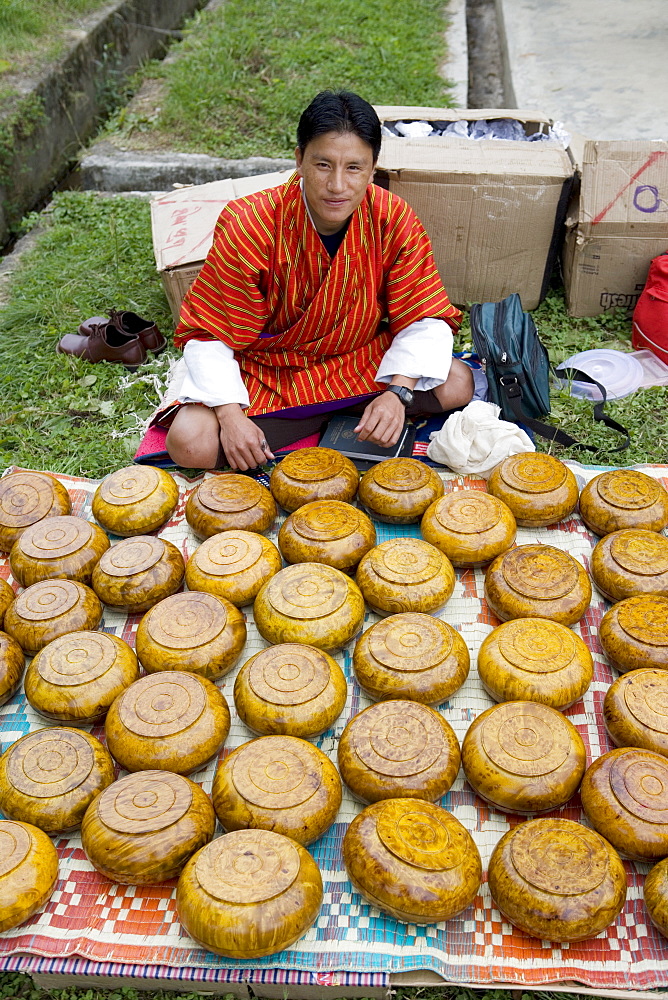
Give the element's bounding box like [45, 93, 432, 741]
[1, 462, 668, 991]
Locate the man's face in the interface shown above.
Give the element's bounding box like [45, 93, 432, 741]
[295, 130, 376, 236]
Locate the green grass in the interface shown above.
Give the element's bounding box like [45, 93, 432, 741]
[104, 0, 454, 158]
[0, 1, 107, 75]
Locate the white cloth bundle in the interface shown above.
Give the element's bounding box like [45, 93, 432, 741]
[426, 400, 535, 478]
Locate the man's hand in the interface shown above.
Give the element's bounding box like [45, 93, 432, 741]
[354, 391, 406, 448]
[214, 403, 274, 471]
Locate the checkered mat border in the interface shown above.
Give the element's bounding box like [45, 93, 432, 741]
[1, 462, 668, 990]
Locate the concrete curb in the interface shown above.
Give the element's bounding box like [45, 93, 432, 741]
[0, 0, 207, 245]
[441, 0, 468, 107]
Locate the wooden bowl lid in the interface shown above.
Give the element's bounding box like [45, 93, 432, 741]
[15, 516, 104, 562]
[4, 580, 102, 653]
[366, 613, 455, 673]
[617, 595, 668, 645]
[197, 475, 270, 514]
[196, 828, 301, 903]
[597, 750, 668, 823]
[605, 668, 668, 752]
[32, 630, 133, 686]
[608, 530, 668, 577]
[0, 820, 34, 876]
[430, 491, 510, 535]
[347, 702, 450, 777]
[594, 469, 665, 511]
[97, 770, 194, 834]
[230, 736, 327, 810]
[98, 536, 168, 577]
[508, 818, 608, 895]
[260, 563, 350, 620]
[246, 645, 332, 706]
[0, 819, 59, 932]
[10, 580, 92, 622]
[190, 530, 273, 578]
[502, 545, 579, 600]
[97, 465, 174, 508]
[0, 631, 24, 703]
[497, 453, 570, 493]
[276, 448, 351, 484]
[288, 501, 364, 542]
[373, 798, 471, 871]
[365, 538, 446, 585]
[0, 472, 71, 550]
[140, 591, 232, 650]
[0, 578, 14, 625]
[366, 459, 435, 494]
[4, 727, 105, 798]
[116, 672, 211, 738]
[494, 619, 580, 673]
[644, 856, 668, 938]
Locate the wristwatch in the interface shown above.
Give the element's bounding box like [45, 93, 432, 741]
[384, 385, 414, 407]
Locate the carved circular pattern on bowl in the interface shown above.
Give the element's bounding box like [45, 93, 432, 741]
[194, 532, 265, 577]
[480, 704, 572, 776]
[497, 620, 576, 674]
[610, 532, 668, 577]
[248, 645, 329, 706]
[353, 704, 444, 777]
[117, 673, 207, 737]
[371, 460, 431, 493]
[501, 545, 579, 600]
[143, 592, 228, 649]
[500, 454, 567, 494]
[197, 475, 265, 514]
[368, 539, 442, 585]
[19, 516, 93, 559]
[98, 771, 193, 834]
[35, 631, 117, 686]
[434, 491, 502, 534]
[368, 614, 453, 672]
[376, 800, 468, 871]
[14, 580, 83, 621]
[231, 737, 321, 809]
[0, 822, 32, 878]
[624, 674, 668, 734]
[291, 502, 360, 542]
[281, 449, 345, 483]
[609, 753, 668, 824]
[509, 821, 607, 895]
[264, 564, 348, 620]
[6, 729, 94, 798]
[617, 597, 668, 646]
[0, 473, 61, 528]
[598, 470, 660, 510]
[98, 537, 166, 577]
[98, 466, 162, 506]
[195, 829, 300, 904]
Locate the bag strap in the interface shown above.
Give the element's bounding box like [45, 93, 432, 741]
[498, 367, 630, 454]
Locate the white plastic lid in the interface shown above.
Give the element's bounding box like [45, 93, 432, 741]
[555, 349, 645, 400]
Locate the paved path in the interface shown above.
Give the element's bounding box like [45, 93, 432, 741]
[497, 0, 668, 139]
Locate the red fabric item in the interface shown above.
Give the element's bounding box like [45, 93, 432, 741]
[174, 173, 462, 416]
[632, 251, 668, 364]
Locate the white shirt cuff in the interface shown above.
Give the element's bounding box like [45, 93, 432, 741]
[180, 339, 250, 408]
[376, 317, 454, 391]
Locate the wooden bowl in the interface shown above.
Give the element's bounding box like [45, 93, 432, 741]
[234, 643, 347, 737]
[0, 632, 24, 707]
[0, 727, 114, 834]
[488, 817, 627, 942]
[487, 453, 579, 527]
[254, 562, 365, 652]
[352, 612, 469, 705]
[599, 595, 668, 673]
[338, 700, 460, 804]
[0, 820, 59, 932]
[10, 515, 110, 587]
[25, 630, 139, 724]
[185, 530, 282, 607]
[92, 536, 185, 613]
[644, 856, 668, 939]
[356, 538, 455, 617]
[358, 459, 444, 524]
[186, 474, 277, 539]
[579, 469, 668, 537]
[477, 618, 593, 710]
[581, 747, 668, 861]
[81, 770, 216, 884]
[176, 829, 323, 958]
[0, 471, 71, 553]
[136, 591, 246, 681]
[462, 701, 585, 814]
[604, 668, 668, 756]
[484, 544, 592, 626]
[343, 798, 481, 923]
[92, 465, 179, 537]
[3, 580, 102, 655]
[278, 501, 376, 573]
[212, 735, 341, 845]
[420, 490, 516, 567]
[270, 447, 359, 512]
[0, 579, 15, 629]
[591, 529, 668, 603]
[105, 670, 230, 775]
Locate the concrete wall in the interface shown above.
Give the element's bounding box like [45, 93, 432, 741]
[0, 0, 207, 245]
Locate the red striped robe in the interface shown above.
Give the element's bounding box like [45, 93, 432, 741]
[174, 172, 462, 416]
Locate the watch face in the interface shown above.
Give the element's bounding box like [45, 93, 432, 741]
[389, 386, 413, 406]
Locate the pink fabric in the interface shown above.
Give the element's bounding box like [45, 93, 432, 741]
[133, 424, 319, 466]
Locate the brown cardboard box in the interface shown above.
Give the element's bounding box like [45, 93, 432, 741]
[151, 170, 293, 320]
[563, 139, 668, 317]
[374, 106, 575, 311]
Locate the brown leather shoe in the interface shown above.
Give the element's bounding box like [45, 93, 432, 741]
[78, 310, 166, 354]
[58, 322, 147, 371]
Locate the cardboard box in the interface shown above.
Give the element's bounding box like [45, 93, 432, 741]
[151, 170, 293, 320]
[563, 139, 668, 317]
[374, 106, 575, 310]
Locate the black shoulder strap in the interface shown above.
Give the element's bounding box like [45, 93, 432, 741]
[498, 367, 630, 455]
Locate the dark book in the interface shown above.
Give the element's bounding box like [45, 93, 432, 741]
[319, 414, 416, 467]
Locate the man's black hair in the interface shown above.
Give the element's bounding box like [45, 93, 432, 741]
[297, 90, 381, 162]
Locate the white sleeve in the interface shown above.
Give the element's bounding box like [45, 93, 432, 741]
[375, 317, 454, 391]
[179, 339, 250, 408]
